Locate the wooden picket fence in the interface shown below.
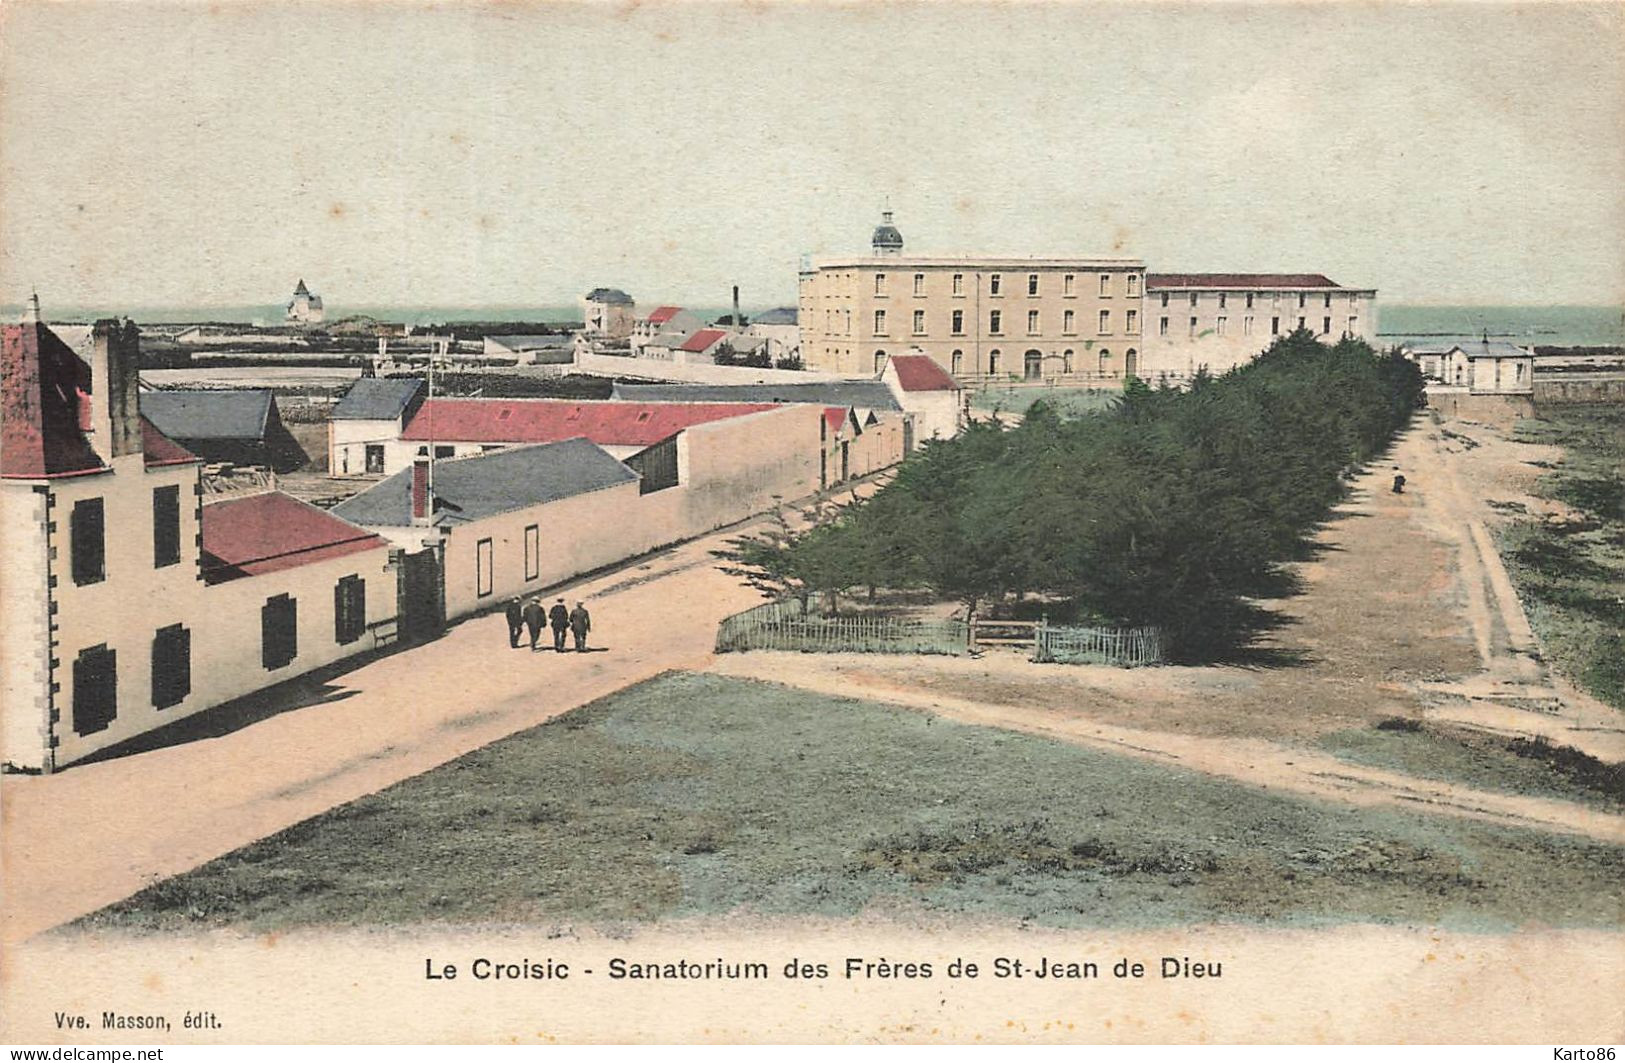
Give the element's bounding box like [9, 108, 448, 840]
[715, 599, 968, 657]
[714, 599, 1162, 666]
[1032, 620, 1164, 667]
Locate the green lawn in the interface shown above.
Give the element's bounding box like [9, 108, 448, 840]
[80, 673, 1624, 933]
[1501, 405, 1625, 709]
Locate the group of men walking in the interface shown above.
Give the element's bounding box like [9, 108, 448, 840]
[506, 596, 593, 653]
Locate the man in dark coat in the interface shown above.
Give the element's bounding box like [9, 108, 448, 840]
[549, 598, 570, 652]
[505, 597, 524, 649]
[569, 601, 592, 652]
[522, 597, 545, 651]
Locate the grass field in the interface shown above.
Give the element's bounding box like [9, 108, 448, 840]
[79, 673, 1624, 934]
[1320, 720, 1625, 811]
[1501, 405, 1625, 709]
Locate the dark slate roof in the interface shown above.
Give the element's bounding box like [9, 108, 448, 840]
[332, 377, 426, 421]
[585, 287, 634, 305]
[751, 307, 798, 325]
[488, 334, 571, 349]
[140, 390, 273, 441]
[609, 380, 903, 411]
[332, 438, 640, 528]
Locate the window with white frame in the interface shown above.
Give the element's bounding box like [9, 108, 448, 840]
[1027, 309, 1040, 335]
[1063, 309, 1075, 334]
[951, 309, 964, 334]
[989, 274, 1002, 296]
[1099, 273, 1111, 296]
[1126, 309, 1137, 333]
[952, 273, 964, 296]
[1027, 274, 1039, 296]
[1126, 274, 1140, 296]
[875, 273, 887, 295]
[913, 309, 926, 335]
[1216, 316, 1228, 336]
[1063, 274, 1075, 296]
[1099, 309, 1111, 334]
[1159, 316, 1169, 337]
[989, 309, 1002, 334]
[873, 309, 887, 335]
[913, 273, 925, 296]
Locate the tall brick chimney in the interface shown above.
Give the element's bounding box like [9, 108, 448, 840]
[411, 450, 431, 524]
[85, 319, 143, 461]
[732, 285, 741, 330]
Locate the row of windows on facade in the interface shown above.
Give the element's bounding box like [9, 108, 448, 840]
[851, 272, 1143, 298]
[68, 577, 367, 738]
[68, 487, 185, 587]
[1155, 315, 1359, 338]
[861, 307, 1138, 339]
[866, 348, 1140, 377]
[1158, 291, 1357, 310]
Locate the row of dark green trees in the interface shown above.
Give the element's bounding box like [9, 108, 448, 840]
[723, 331, 1426, 662]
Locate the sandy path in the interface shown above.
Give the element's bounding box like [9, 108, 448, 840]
[0, 523, 769, 944]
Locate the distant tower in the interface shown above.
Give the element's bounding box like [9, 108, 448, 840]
[871, 209, 904, 257]
[20, 290, 41, 324]
[286, 279, 325, 326]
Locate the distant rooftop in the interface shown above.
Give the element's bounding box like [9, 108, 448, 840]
[585, 287, 634, 305]
[400, 398, 780, 447]
[201, 491, 385, 584]
[1146, 273, 1367, 290]
[887, 354, 961, 392]
[610, 380, 903, 412]
[140, 390, 274, 441]
[332, 377, 426, 421]
[333, 438, 640, 528]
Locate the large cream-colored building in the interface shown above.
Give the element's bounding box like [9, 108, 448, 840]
[1140, 273, 1379, 379]
[799, 213, 1146, 380]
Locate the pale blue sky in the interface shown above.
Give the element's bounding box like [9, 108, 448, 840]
[1, 2, 1621, 309]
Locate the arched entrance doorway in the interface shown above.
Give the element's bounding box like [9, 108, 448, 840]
[988, 349, 1001, 376]
[1125, 348, 1138, 378]
[1023, 349, 1043, 380]
[1098, 348, 1112, 378]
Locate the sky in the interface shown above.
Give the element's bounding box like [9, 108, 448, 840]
[1, 1, 1621, 311]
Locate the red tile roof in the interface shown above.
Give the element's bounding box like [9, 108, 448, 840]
[400, 399, 778, 447]
[823, 406, 851, 434]
[141, 416, 200, 468]
[201, 491, 386, 584]
[888, 354, 960, 392]
[647, 306, 683, 325]
[1, 322, 104, 479]
[678, 329, 728, 353]
[1146, 273, 1341, 290]
[2, 323, 201, 479]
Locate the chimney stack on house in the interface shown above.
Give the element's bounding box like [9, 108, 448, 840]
[411, 449, 431, 524]
[732, 285, 741, 331]
[85, 318, 144, 461]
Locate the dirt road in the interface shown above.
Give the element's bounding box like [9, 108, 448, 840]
[0, 519, 778, 943]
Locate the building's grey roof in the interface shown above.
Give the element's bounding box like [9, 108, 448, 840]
[1407, 340, 1533, 359]
[610, 380, 903, 411]
[751, 307, 798, 326]
[332, 438, 640, 528]
[139, 390, 274, 440]
[872, 223, 904, 251]
[332, 377, 426, 421]
[585, 287, 634, 305]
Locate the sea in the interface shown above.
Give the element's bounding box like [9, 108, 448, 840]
[5, 302, 1622, 348]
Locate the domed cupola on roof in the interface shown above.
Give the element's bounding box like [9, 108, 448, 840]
[871, 209, 904, 256]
